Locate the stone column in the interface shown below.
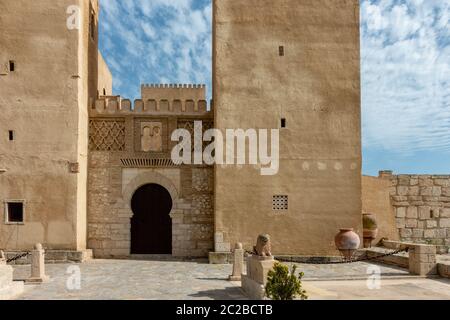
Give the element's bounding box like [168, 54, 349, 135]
[26, 243, 49, 284]
[229, 243, 244, 281]
[408, 244, 437, 276]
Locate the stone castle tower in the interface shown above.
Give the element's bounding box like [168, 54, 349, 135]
[0, 0, 361, 260]
[0, 0, 111, 255]
[212, 0, 362, 257]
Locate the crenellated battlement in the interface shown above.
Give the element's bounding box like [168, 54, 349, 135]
[89, 95, 213, 116]
[142, 83, 206, 89]
[141, 83, 206, 103]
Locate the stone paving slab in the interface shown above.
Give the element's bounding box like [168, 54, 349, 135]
[288, 261, 410, 280]
[304, 278, 450, 300]
[13, 260, 246, 300]
[10, 259, 450, 300]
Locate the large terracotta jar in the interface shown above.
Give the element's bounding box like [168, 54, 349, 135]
[335, 228, 361, 260]
[363, 213, 379, 248]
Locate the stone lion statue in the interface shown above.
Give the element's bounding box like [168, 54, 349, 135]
[254, 234, 272, 257]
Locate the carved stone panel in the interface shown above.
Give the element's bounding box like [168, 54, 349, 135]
[140, 122, 162, 152]
[134, 118, 168, 154]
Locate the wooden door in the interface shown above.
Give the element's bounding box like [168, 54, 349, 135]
[131, 184, 173, 254]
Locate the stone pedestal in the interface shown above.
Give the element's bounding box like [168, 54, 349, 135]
[0, 250, 24, 299]
[26, 244, 49, 284]
[241, 255, 276, 300]
[408, 244, 437, 276]
[229, 243, 244, 281]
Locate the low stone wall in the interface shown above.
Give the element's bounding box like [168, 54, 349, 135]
[387, 174, 450, 249]
[365, 247, 409, 269]
[367, 241, 439, 276]
[365, 172, 450, 252]
[438, 262, 450, 279]
[5, 249, 92, 265]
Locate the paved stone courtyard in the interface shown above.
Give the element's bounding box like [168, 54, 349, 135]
[11, 259, 450, 300]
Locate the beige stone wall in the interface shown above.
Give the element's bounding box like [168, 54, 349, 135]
[362, 175, 399, 243]
[87, 93, 214, 258]
[0, 0, 99, 251]
[389, 174, 450, 247]
[213, 0, 362, 256]
[98, 52, 112, 96]
[76, 0, 100, 252]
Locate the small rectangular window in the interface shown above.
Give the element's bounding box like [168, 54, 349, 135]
[8, 130, 14, 141]
[273, 195, 288, 211]
[9, 61, 15, 72]
[281, 118, 287, 128]
[6, 202, 24, 223]
[279, 46, 285, 57]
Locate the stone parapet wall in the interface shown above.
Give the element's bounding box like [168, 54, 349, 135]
[4, 250, 92, 265]
[90, 96, 212, 116]
[386, 173, 450, 248]
[438, 262, 450, 279]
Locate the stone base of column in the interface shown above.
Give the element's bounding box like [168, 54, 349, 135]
[25, 275, 50, 285]
[242, 275, 265, 300]
[228, 275, 242, 281]
[408, 244, 438, 276]
[241, 255, 276, 300]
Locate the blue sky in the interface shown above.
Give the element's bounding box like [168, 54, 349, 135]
[99, 0, 449, 176]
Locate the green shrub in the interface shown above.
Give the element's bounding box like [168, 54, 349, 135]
[265, 262, 308, 300]
[363, 214, 378, 230]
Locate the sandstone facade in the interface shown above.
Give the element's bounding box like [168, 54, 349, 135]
[0, 0, 103, 252]
[1, 0, 364, 259]
[87, 92, 214, 258]
[212, 0, 362, 256]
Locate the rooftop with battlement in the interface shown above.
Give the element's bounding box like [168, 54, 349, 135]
[90, 95, 213, 116]
[141, 83, 206, 102]
[90, 84, 212, 116]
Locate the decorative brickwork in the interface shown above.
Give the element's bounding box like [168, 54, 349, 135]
[89, 119, 125, 151]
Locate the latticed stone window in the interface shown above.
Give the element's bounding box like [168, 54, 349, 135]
[273, 195, 288, 211]
[89, 120, 125, 151]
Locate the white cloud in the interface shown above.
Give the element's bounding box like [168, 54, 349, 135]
[362, 0, 450, 154]
[99, 0, 449, 157]
[99, 0, 212, 100]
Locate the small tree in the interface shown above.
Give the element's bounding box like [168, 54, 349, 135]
[265, 263, 308, 300]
